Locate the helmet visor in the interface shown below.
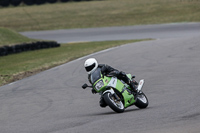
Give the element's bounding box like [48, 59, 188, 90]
[85, 63, 96, 72]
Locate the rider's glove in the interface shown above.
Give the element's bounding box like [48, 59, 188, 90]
[119, 71, 126, 76]
[91, 88, 97, 94]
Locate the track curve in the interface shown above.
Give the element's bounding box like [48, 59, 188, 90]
[21, 22, 200, 43]
[1, 23, 200, 133]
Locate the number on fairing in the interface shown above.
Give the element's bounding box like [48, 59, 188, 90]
[108, 77, 117, 88]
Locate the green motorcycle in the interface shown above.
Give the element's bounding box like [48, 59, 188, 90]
[82, 68, 148, 113]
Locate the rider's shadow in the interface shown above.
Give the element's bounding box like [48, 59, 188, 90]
[86, 108, 141, 116]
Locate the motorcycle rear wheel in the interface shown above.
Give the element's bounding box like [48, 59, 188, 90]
[104, 93, 124, 113]
[135, 92, 148, 109]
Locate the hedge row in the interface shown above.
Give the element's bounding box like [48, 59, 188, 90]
[0, 41, 60, 56]
[0, 0, 95, 7]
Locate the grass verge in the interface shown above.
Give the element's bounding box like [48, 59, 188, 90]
[0, 27, 36, 46]
[0, 39, 150, 86]
[0, 0, 200, 31]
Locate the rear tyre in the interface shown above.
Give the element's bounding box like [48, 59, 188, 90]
[103, 93, 124, 113]
[135, 92, 148, 109]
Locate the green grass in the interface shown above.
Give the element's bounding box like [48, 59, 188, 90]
[0, 39, 150, 86]
[0, 27, 36, 46]
[0, 0, 199, 31]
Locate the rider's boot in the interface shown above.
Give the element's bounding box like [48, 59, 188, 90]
[127, 79, 139, 100]
[99, 97, 107, 108]
[119, 72, 138, 96]
[129, 80, 138, 94]
[132, 79, 138, 85]
[131, 83, 139, 100]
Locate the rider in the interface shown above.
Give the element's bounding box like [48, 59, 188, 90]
[84, 58, 138, 107]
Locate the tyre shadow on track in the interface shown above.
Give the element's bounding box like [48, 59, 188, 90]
[83, 108, 141, 117]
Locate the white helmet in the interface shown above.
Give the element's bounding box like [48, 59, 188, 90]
[84, 58, 98, 74]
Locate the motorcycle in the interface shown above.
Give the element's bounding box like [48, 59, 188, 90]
[82, 68, 148, 113]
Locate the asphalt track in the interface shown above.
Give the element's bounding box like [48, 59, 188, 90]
[21, 23, 200, 43]
[1, 23, 200, 133]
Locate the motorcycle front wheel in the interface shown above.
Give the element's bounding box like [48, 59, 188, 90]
[103, 93, 124, 113]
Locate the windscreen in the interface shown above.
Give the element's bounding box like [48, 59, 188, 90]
[90, 68, 101, 84]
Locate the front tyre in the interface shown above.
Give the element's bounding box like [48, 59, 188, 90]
[135, 92, 149, 109]
[103, 93, 124, 113]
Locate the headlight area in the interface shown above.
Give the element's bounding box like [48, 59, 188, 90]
[95, 80, 104, 91]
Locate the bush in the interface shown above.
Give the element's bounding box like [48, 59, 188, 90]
[23, 0, 35, 5]
[1, 0, 97, 7]
[35, 0, 46, 5]
[0, 0, 10, 7]
[47, 0, 57, 3]
[60, 0, 70, 2]
[10, 0, 22, 6]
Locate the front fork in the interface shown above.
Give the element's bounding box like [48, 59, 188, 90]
[100, 88, 120, 108]
[102, 88, 121, 101]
